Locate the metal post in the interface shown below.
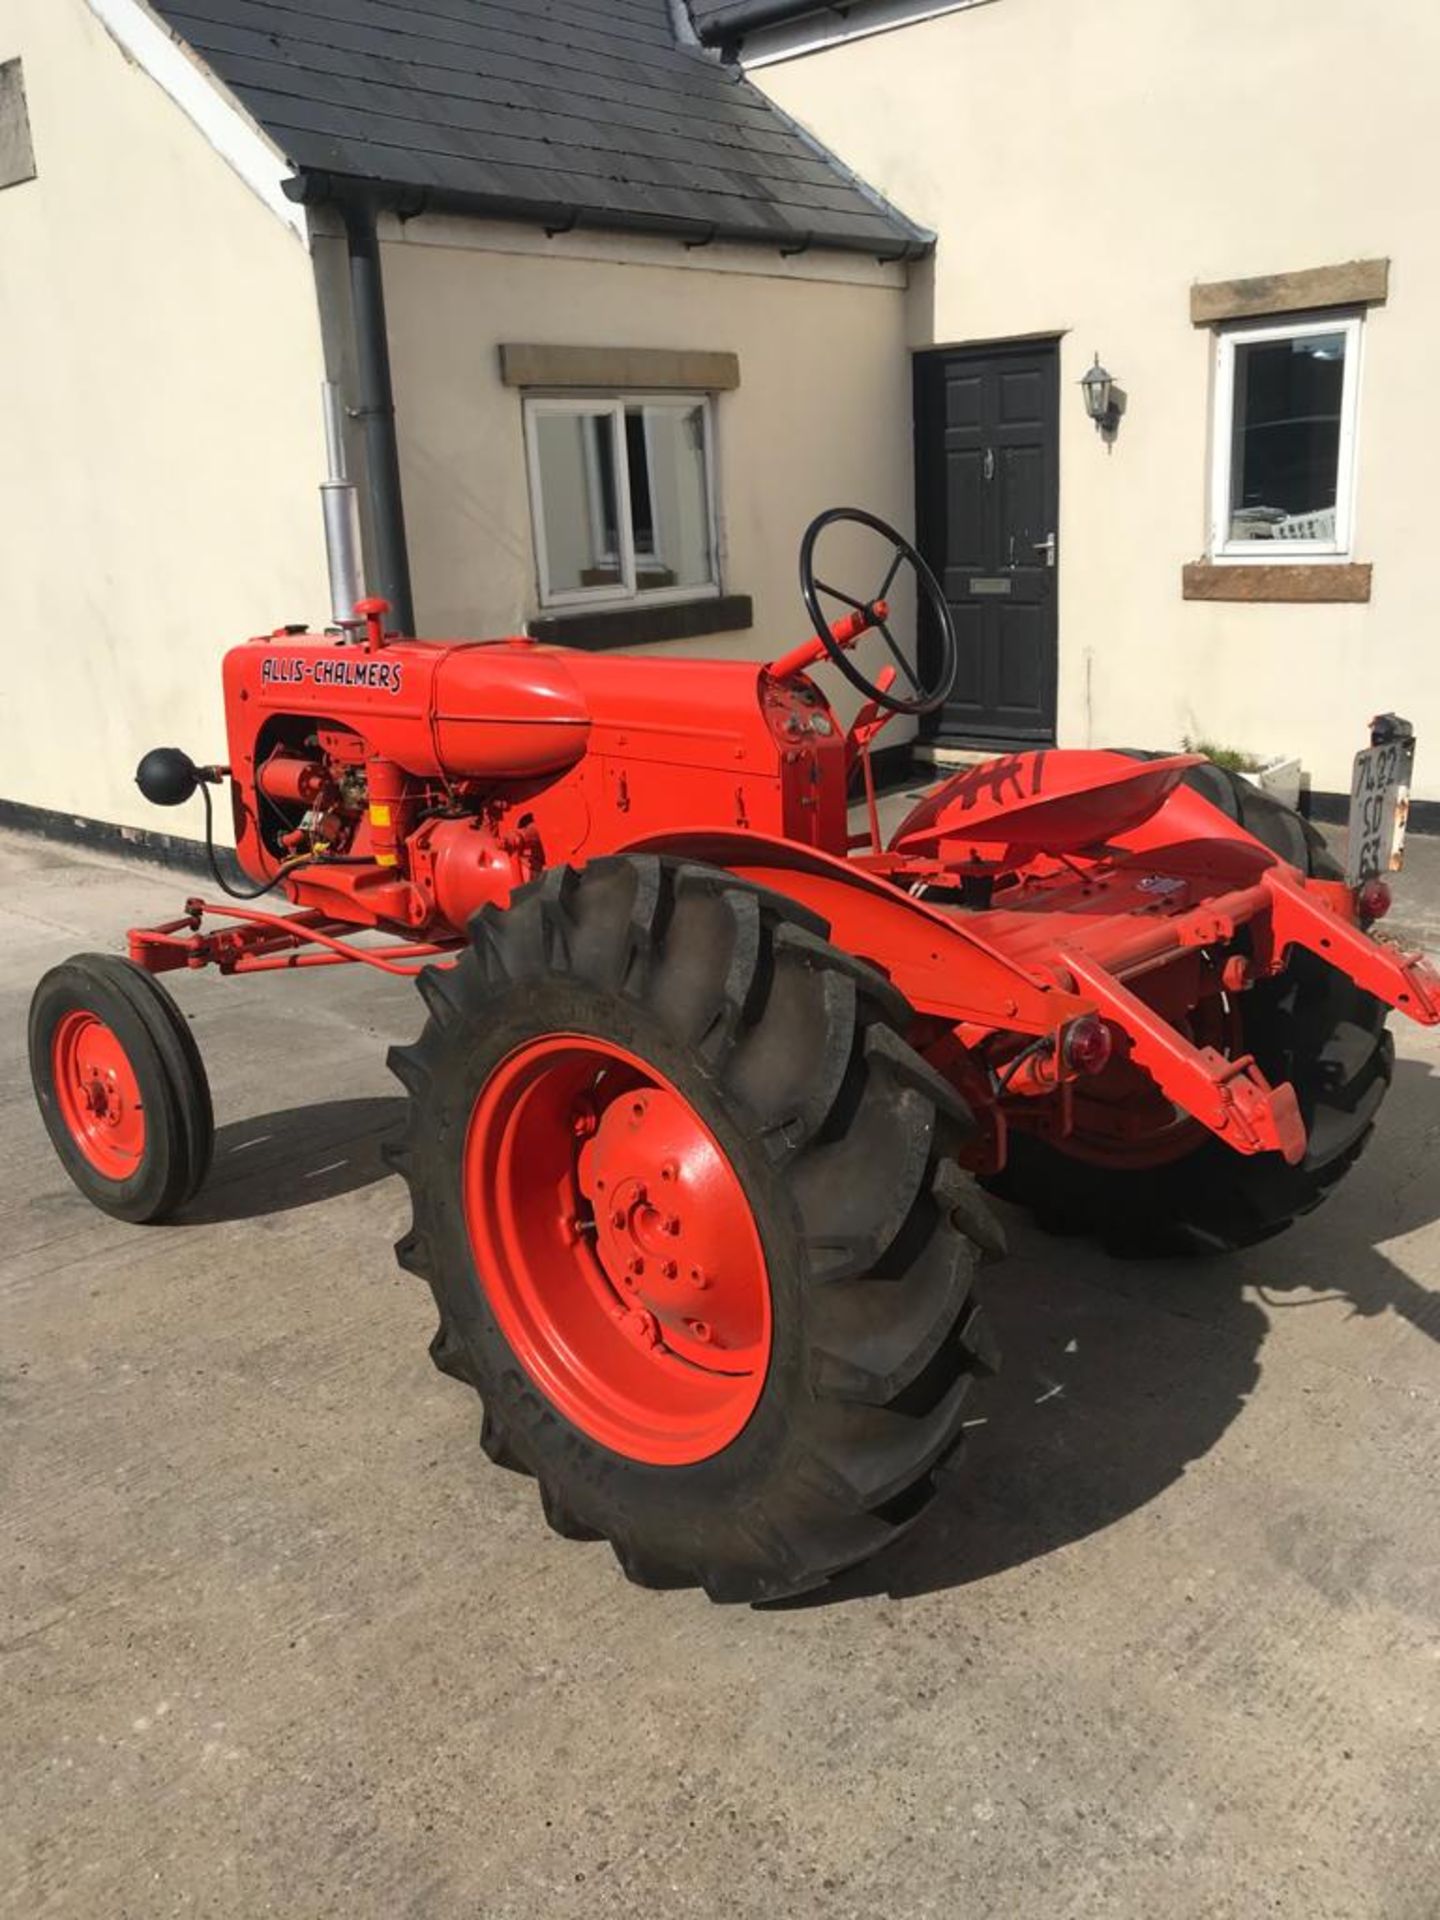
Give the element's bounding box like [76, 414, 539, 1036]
[320, 382, 365, 629]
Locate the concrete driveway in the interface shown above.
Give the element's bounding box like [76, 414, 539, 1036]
[3, 825, 1437, 1919]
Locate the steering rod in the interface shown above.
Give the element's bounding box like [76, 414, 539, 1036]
[767, 602, 888, 684]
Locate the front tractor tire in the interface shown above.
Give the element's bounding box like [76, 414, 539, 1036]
[29, 954, 214, 1224]
[387, 856, 1002, 1604]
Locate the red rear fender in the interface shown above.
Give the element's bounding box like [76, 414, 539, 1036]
[891, 749, 1206, 860]
[618, 829, 1091, 1034]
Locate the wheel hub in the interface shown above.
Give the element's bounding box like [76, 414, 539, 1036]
[50, 1011, 146, 1178]
[578, 1087, 762, 1371]
[463, 1034, 772, 1466]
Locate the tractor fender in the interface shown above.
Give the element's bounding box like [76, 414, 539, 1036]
[618, 829, 1091, 1034]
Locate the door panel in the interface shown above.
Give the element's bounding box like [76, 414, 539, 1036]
[997, 604, 1046, 708]
[951, 602, 985, 711]
[914, 340, 1060, 744]
[945, 449, 987, 568]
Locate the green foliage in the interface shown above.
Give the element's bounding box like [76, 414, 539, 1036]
[1182, 735, 1264, 774]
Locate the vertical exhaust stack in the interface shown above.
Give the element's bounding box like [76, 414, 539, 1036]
[320, 381, 365, 630]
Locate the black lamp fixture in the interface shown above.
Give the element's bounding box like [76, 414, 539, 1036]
[1080, 353, 1120, 435]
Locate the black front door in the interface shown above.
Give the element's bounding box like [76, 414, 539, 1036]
[914, 339, 1060, 745]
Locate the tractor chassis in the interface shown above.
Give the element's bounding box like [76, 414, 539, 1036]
[119, 833, 1440, 1187]
[128, 897, 463, 979]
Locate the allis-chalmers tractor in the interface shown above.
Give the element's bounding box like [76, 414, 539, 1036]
[29, 510, 1439, 1602]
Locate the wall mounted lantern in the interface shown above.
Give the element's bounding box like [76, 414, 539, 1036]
[1080, 354, 1120, 435]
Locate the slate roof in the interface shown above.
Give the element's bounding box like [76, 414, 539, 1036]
[150, 0, 928, 255]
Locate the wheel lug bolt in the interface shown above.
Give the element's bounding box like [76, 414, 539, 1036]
[628, 1255, 645, 1277]
[664, 1214, 681, 1236]
[661, 1259, 678, 1280]
[611, 1209, 627, 1230]
[689, 1266, 710, 1289]
[660, 1160, 678, 1183]
[686, 1319, 712, 1343]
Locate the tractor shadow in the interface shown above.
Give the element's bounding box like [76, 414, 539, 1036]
[783, 1051, 1440, 1609]
[176, 1096, 404, 1224]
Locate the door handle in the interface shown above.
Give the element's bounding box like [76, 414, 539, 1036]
[1033, 532, 1056, 568]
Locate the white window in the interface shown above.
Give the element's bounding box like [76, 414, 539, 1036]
[1209, 313, 1362, 560]
[524, 395, 720, 608]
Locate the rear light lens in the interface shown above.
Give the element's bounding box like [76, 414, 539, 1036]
[1062, 1014, 1114, 1076]
[1356, 878, 1392, 922]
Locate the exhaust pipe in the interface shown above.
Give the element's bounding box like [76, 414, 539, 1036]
[320, 381, 365, 629]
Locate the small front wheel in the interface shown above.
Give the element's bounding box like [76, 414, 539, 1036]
[29, 954, 213, 1223]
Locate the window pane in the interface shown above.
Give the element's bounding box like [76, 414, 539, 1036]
[630, 405, 714, 592]
[1229, 332, 1346, 542]
[533, 409, 622, 593]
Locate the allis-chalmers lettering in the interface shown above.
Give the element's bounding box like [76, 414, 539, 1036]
[261, 654, 404, 694]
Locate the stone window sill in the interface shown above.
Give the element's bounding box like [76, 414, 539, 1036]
[1182, 562, 1371, 604]
[527, 593, 753, 649]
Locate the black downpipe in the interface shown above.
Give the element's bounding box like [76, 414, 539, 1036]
[342, 200, 415, 635]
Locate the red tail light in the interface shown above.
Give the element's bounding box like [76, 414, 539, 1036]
[1357, 878, 1392, 923]
[1062, 1014, 1114, 1076]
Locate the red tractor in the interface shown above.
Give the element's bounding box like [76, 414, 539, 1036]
[29, 510, 1438, 1602]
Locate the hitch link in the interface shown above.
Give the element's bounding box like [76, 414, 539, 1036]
[1056, 949, 1307, 1163]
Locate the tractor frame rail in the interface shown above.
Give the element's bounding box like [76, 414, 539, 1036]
[128, 899, 463, 979]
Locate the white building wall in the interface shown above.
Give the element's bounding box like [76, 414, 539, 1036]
[0, 0, 331, 835]
[755, 0, 1440, 798]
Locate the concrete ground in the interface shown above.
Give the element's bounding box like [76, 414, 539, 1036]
[2, 820, 1438, 1920]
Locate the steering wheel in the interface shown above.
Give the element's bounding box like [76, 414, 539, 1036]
[799, 507, 958, 716]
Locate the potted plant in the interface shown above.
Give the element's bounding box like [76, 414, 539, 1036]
[1183, 737, 1302, 811]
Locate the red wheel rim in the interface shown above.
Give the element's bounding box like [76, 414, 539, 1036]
[51, 1010, 147, 1180]
[464, 1035, 772, 1466]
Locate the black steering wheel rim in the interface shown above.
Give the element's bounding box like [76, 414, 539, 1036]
[798, 506, 958, 717]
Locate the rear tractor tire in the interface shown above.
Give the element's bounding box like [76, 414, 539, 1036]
[386, 855, 1004, 1603]
[29, 954, 214, 1224]
[992, 766, 1392, 1255]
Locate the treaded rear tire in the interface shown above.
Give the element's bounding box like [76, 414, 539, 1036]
[386, 855, 1004, 1603]
[990, 765, 1391, 1255]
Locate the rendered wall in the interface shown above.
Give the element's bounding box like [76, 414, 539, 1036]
[0, 0, 331, 835]
[756, 0, 1440, 798]
[354, 215, 915, 731]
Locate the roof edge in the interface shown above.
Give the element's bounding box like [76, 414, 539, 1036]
[285, 170, 933, 264]
[85, 0, 306, 239]
[747, 81, 934, 253]
[694, 1, 836, 48]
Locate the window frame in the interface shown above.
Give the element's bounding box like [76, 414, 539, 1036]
[0, 56, 38, 191]
[523, 392, 722, 611]
[1208, 311, 1364, 563]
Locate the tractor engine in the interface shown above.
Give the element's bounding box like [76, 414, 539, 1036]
[218, 608, 846, 938]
